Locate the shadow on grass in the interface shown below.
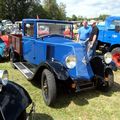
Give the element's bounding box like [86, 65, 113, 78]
[30, 79, 41, 89]
[0, 57, 9, 63]
[30, 113, 54, 120]
[52, 81, 120, 109]
[29, 78, 120, 109]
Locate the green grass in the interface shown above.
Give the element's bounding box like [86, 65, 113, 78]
[1, 62, 120, 120]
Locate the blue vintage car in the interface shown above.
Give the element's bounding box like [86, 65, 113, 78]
[9, 19, 114, 106]
[0, 38, 6, 60]
[97, 16, 120, 68]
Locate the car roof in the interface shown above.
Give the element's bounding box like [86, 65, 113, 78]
[23, 19, 73, 24]
[106, 16, 120, 23]
[105, 16, 120, 26]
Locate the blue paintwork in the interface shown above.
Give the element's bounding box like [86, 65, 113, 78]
[0, 39, 6, 58]
[22, 19, 94, 81]
[98, 16, 120, 46]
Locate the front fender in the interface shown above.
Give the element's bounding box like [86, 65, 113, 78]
[90, 56, 114, 77]
[36, 61, 69, 80]
[0, 81, 32, 120]
[90, 56, 105, 77]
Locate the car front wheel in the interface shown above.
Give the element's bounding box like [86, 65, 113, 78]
[97, 68, 114, 92]
[41, 69, 57, 106]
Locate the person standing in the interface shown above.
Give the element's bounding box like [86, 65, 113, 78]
[77, 20, 91, 43]
[87, 20, 99, 60]
[63, 25, 72, 37]
[73, 24, 78, 40]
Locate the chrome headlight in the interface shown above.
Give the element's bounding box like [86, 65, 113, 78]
[104, 52, 112, 64]
[0, 70, 9, 86]
[65, 55, 77, 69]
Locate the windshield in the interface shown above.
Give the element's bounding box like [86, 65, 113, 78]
[112, 20, 120, 26]
[109, 20, 120, 29]
[37, 22, 73, 38]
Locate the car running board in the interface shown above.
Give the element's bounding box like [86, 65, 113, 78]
[13, 62, 34, 80]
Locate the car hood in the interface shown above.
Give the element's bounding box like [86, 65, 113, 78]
[42, 35, 94, 80]
[43, 35, 80, 46]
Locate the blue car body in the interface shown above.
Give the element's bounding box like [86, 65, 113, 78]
[9, 19, 114, 106]
[97, 16, 120, 68]
[21, 19, 94, 81]
[0, 39, 6, 59]
[98, 16, 120, 46]
[23, 35, 94, 80]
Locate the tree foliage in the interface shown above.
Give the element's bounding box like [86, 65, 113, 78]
[0, 0, 109, 22]
[0, 0, 66, 21]
[43, 0, 66, 20]
[0, 0, 33, 21]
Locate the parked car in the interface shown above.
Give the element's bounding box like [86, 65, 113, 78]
[97, 16, 120, 68]
[0, 37, 6, 61]
[9, 19, 114, 106]
[11, 21, 22, 34]
[0, 22, 4, 34]
[0, 35, 10, 61]
[0, 70, 34, 120]
[2, 20, 13, 34]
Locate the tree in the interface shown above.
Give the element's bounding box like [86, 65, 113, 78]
[29, 3, 48, 19]
[43, 0, 66, 20]
[71, 14, 77, 21]
[0, 0, 33, 21]
[98, 14, 110, 21]
[58, 2, 66, 20]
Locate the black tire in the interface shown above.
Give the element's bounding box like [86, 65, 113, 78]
[17, 110, 27, 120]
[41, 69, 56, 106]
[97, 69, 114, 92]
[10, 51, 16, 69]
[111, 47, 120, 69]
[0, 55, 2, 62]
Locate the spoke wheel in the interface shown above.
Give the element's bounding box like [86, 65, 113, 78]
[112, 53, 120, 67]
[111, 47, 120, 68]
[104, 69, 114, 89]
[97, 69, 114, 92]
[41, 69, 56, 106]
[43, 75, 48, 100]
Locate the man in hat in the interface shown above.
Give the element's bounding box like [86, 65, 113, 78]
[87, 20, 99, 60]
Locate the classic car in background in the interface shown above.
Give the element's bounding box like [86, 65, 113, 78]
[0, 37, 6, 61]
[0, 35, 9, 61]
[0, 70, 34, 120]
[97, 16, 120, 68]
[2, 20, 13, 34]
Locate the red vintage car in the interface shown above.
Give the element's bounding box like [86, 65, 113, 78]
[0, 35, 9, 48]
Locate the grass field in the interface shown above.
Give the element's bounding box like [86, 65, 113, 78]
[0, 61, 120, 120]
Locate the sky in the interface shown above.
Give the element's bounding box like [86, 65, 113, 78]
[57, 0, 120, 18]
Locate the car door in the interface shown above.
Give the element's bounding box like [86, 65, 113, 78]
[22, 22, 36, 64]
[104, 20, 120, 44]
